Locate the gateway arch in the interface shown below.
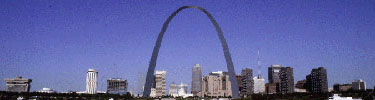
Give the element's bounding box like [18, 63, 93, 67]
[143, 6, 239, 98]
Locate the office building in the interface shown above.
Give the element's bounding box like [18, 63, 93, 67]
[267, 65, 294, 93]
[5, 76, 32, 92]
[279, 67, 294, 93]
[253, 75, 265, 94]
[295, 80, 306, 89]
[333, 84, 352, 92]
[155, 70, 166, 97]
[236, 75, 243, 93]
[306, 67, 328, 93]
[352, 79, 366, 91]
[265, 83, 277, 94]
[86, 69, 98, 94]
[107, 78, 128, 95]
[191, 64, 202, 96]
[295, 80, 307, 93]
[201, 71, 232, 97]
[268, 65, 282, 83]
[240, 68, 254, 96]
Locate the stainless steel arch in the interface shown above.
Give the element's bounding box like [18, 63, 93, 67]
[143, 6, 239, 98]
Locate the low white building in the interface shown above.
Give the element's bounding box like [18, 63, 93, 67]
[329, 94, 362, 100]
[169, 82, 192, 98]
[37, 88, 55, 93]
[253, 76, 265, 94]
[149, 88, 157, 97]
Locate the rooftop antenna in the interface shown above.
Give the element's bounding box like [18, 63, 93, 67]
[114, 63, 118, 78]
[257, 48, 261, 78]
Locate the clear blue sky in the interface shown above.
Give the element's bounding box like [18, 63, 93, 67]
[1, 0, 374, 93]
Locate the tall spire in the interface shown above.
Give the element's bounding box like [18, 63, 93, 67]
[257, 48, 261, 78]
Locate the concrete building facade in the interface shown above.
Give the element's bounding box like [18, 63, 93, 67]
[86, 69, 98, 94]
[5, 76, 32, 92]
[352, 79, 366, 91]
[155, 70, 166, 97]
[236, 75, 242, 93]
[240, 68, 254, 96]
[265, 83, 277, 94]
[333, 84, 352, 92]
[201, 71, 232, 97]
[268, 65, 282, 84]
[279, 67, 294, 93]
[306, 67, 328, 93]
[107, 78, 128, 95]
[253, 76, 265, 94]
[191, 64, 202, 96]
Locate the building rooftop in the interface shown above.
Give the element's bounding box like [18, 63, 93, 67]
[155, 70, 166, 74]
[5, 76, 32, 83]
[271, 64, 282, 67]
[88, 69, 97, 72]
[108, 78, 125, 81]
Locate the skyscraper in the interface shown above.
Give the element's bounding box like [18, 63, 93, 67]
[306, 67, 328, 93]
[352, 79, 366, 91]
[86, 69, 98, 94]
[253, 75, 265, 94]
[191, 64, 202, 96]
[268, 65, 282, 83]
[279, 67, 294, 93]
[107, 78, 128, 95]
[236, 75, 243, 93]
[240, 68, 254, 96]
[267, 65, 294, 94]
[155, 70, 166, 97]
[5, 76, 32, 92]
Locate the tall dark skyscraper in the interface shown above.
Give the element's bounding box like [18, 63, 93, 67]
[268, 65, 282, 84]
[240, 68, 254, 97]
[306, 67, 328, 93]
[191, 64, 202, 96]
[279, 67, 294, 93]
[268, 65, 294, 94]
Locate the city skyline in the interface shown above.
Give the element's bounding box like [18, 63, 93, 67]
[1, 0, 375, 93]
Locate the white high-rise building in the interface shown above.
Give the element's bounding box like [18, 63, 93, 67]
[155, 70, 166, 97]
[253, 76, 265, 94]
[86, 69, 98, 94]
